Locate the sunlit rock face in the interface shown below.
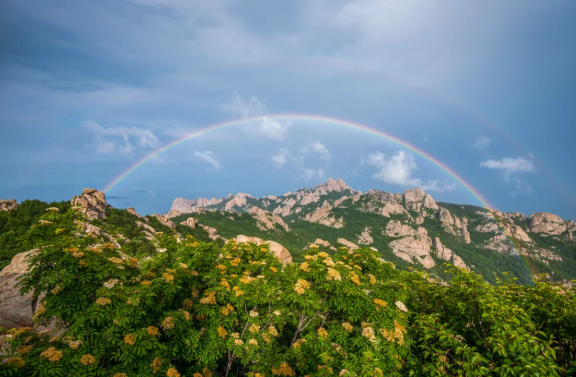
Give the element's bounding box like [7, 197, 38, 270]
[71, 188, 107, 221]
[0, 199, 18, 211]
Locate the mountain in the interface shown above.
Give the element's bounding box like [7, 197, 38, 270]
[168, 178, 576, 284]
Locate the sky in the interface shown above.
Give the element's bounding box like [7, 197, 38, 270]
[1, 0, 575, 218]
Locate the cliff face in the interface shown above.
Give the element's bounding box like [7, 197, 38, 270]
[167, 178, 576, 283]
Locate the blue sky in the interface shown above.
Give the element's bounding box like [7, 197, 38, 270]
[1, 0, 575, 218]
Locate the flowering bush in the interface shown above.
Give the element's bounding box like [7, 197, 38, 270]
[1, 207, 574, 376]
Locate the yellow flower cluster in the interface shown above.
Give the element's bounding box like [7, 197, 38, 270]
[220, 279, 231, 290]
[46, 207, 59, 212]
[249, 310, 259, 317]
[40, 347, 63, 362]
[249, 324, 260, 333]
[323, 257, 335, 267]
[140, 280, 152, 287]
[268, 325, 279, 337]
[300, 262, 310, 272]
[235, 289, 244, 297]
[368, 274, 377, 285]
[326, 268, 341, 281]
[114, 373, 128, 377]
[151, 357, 162, 373]
[215, 265, 226, 274]
[162, 317, 175, 330]
[167, 367, 181, 377]
[373, 299, 388, 308]
[199, 291, 216, 305]
[51, 285, 64, 295]
[349, 272, 362, 286]
[235, 339, 244, 345]
[317, 327, 328, 338]
[318, 252, 329, 258]
[192, 287, 199, 299]
[230, 257, 241, 266]
[292, 339, 307, 348]
[192, 367, 212, 377]
[395, 301, 408, 312]
[163, 273, 174, 282]
[147, 326, 159, 336]
[7, 357, 25, 369]
[239, 276, 251, 284]
[271, 362, 296, 376]
[179, 263, 188, 269]
[127, 297, 140, 306]
[380, 321, 406, 345]
[217, 326, 228, 338]
[304, 255, 316, 261]
[341, 322, 353, 332]
[68, 340, 82, 349]
[270, 266, 278, 273]
[18, 345, 33, 354]
[294, 279, 310, 295]
[183, 299, 193, 309]
[361, 326, 376, 342]
[108, 257, 123, 264]
[124, 334, 136, 345]
[80, 354, 95, 365]
[248, 339, 258, 346]
[96, 297, 111, 306]
[72, 252, 84, 258]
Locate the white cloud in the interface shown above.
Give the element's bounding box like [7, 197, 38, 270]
[271, 148, 292, 169]
[302, 141, 331, 164]
[82, 120, 160, 154]
[222, 93, 290, 140]
[302, 168, 325, 181]
[365, 151, 454, 191]
[471, 136, 492, 150]
[193, 150, 221, 172]
[480, 156, 534, 181]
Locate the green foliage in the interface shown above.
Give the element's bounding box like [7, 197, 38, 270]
[2, 207, 575, 376]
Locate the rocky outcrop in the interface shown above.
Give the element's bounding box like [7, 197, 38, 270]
[0, 250, 39, 328]
[484, 234, 510, 253]
[224, 193, 252, 211]
[507, 224, 532, 243]
[273, 198, 297, 217]
[477, 221, 499, 233]
[198, 197, 224, 207]
[71, 188, 107, 221]
[433, 238, 468, 269]
[358, 190, 407, 217]
[303, 201, 343, 228]
[171, 197, 197, 213]
[0, 199, 18, 211]
[529, 212, 567, 235]
[232, 235, 292, 264]
[199, 224, 227, 242]
[127, 207, 140, 217]
[389, 234, 435, 269]
[337, 238, 359, 250]
[404, 188, 438, 212]
[385, 220, 416, 238]
[137, 221, 157, 240]
[180, 217, 196, 228]
[165, 209, 182, 219]
[461, 218, 471, 244]
[152, 214, 176, 229]
[357, 227, 373, 245]
[249, 207, 290, 231]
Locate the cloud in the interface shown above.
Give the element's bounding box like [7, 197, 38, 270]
[222, 93, 290, 140]
[302, 168, 325, 181]
[82, 120, 161, 154]
[271, 148, 292, 169]
[471, 136, 492, 150]
[193, 150, 221, 171]
[301, 141, 331, 164]
[365, 151, 454, 191]
[480, 156, 534, 181]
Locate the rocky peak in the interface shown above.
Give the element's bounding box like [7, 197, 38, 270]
[171, 197, 197, 213]
[71, 188, 107, 221]
[224, 193, 252, 211]
[249, 207, 290, 231]
[0, 199, 18, 211]
[529, 212, 567, 235]
[404, 188, 438, 212]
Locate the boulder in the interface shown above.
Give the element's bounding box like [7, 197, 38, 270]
[389, 236, 435, 269]
[0, 250, 39, 329]
[171, 197, 197, 214]
[151, 214, 176, 229]
[126, 207, 140, 217]
[529, 212, 567, 235]
[180, 217, 196, 228]
[199, 224, 227, 242]
[404, 189, 438, 212]
[0, 199, 18, 211]
[165, 209, 182, 219]
[232, 235, 292, 263]
[385, 220, 415, 238]
[337, 238, 359, 250]
[71, 188, 107, 221]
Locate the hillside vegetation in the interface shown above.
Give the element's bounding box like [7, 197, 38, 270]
[1, 205, 575, 376]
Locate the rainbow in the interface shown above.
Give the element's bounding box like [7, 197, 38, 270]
[103, 113, 491, 206]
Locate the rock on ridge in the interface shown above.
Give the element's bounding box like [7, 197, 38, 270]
[165, 209, 182, 219]
[529, 212, 567, 235]
[358, 190, 407, 217]
[171, 197, 197, 213]
[180, 217, 196, 228]
[152, 214, 176, 229]
[249, 207, 290, 231]
[0, 199, 18, 211]
[337, 238, 359, 250]
[357, 227, 373, 245]
[71, 188, 107, 221]
[404, 188, 438, 212]
[231, 235, 292, 264]
[433, 238, 468, 269]
[303, 200, 343, 228]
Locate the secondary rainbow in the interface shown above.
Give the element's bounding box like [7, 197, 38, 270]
[102, 114, 493, 208]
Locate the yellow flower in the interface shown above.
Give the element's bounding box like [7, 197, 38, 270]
[124, 334, 136, 345]
[239, 276, 251, 284]
[200, 291, 217, 305]
[221, 307, 229, 316]
[304, 255, 316, 261]
[163, 273, 174, 282]
[318, 252, 329, 258]
[292, 339, 307, 348]
[167, 367, 181, 377]
[268, 325, 279, 337]
[274, 310, 281, 316]
[368, 274, 377, 285]
[271, 362, 295, 376]
[317, 327, 328, 338]
[6, 357, 25, 369]
[162, 317, 175, 330]
[326, 268, 342, 281]
[362, 327, 376, 342]
[248, 338, 258, 346]
[323, 258, 335, 267]
[108, 257, 123, 264]
[341, 323, 353, 332]
[40, 347, 63, 362]
[220, 279, 231, 290]
[147, 326, 159, 336]
[294, 279, 310, 295]
[373, 299, 388, 308]
[249, 324, 260, 333]
[231, 332, 240, 339]
[191, 287, 199, 299]
[215, 264, 226, 272]
[395, 301, 408, 312]
[249, 310, 259, 317]
[217, 326, 228, 338]
[114, 374, 128, 377]
[96, 297, 111, 306]
[235, 339, 244, 345]
[80, 354, 95, 365]
[151, 357, 162, 373]
[235, 290, 244, 297]
[183, 299, 193, 309]
[18, 345, 33, 354]
[226, 303, 235, 312]
[300, 262, 310, 272]
[179, 263, 188, 269]
[349, 272, 362, 286]
[270, 266, 278, 273]
[230, 258, 241, 266]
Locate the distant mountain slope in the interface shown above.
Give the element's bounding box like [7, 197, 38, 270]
[169, 178, 576, 284]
